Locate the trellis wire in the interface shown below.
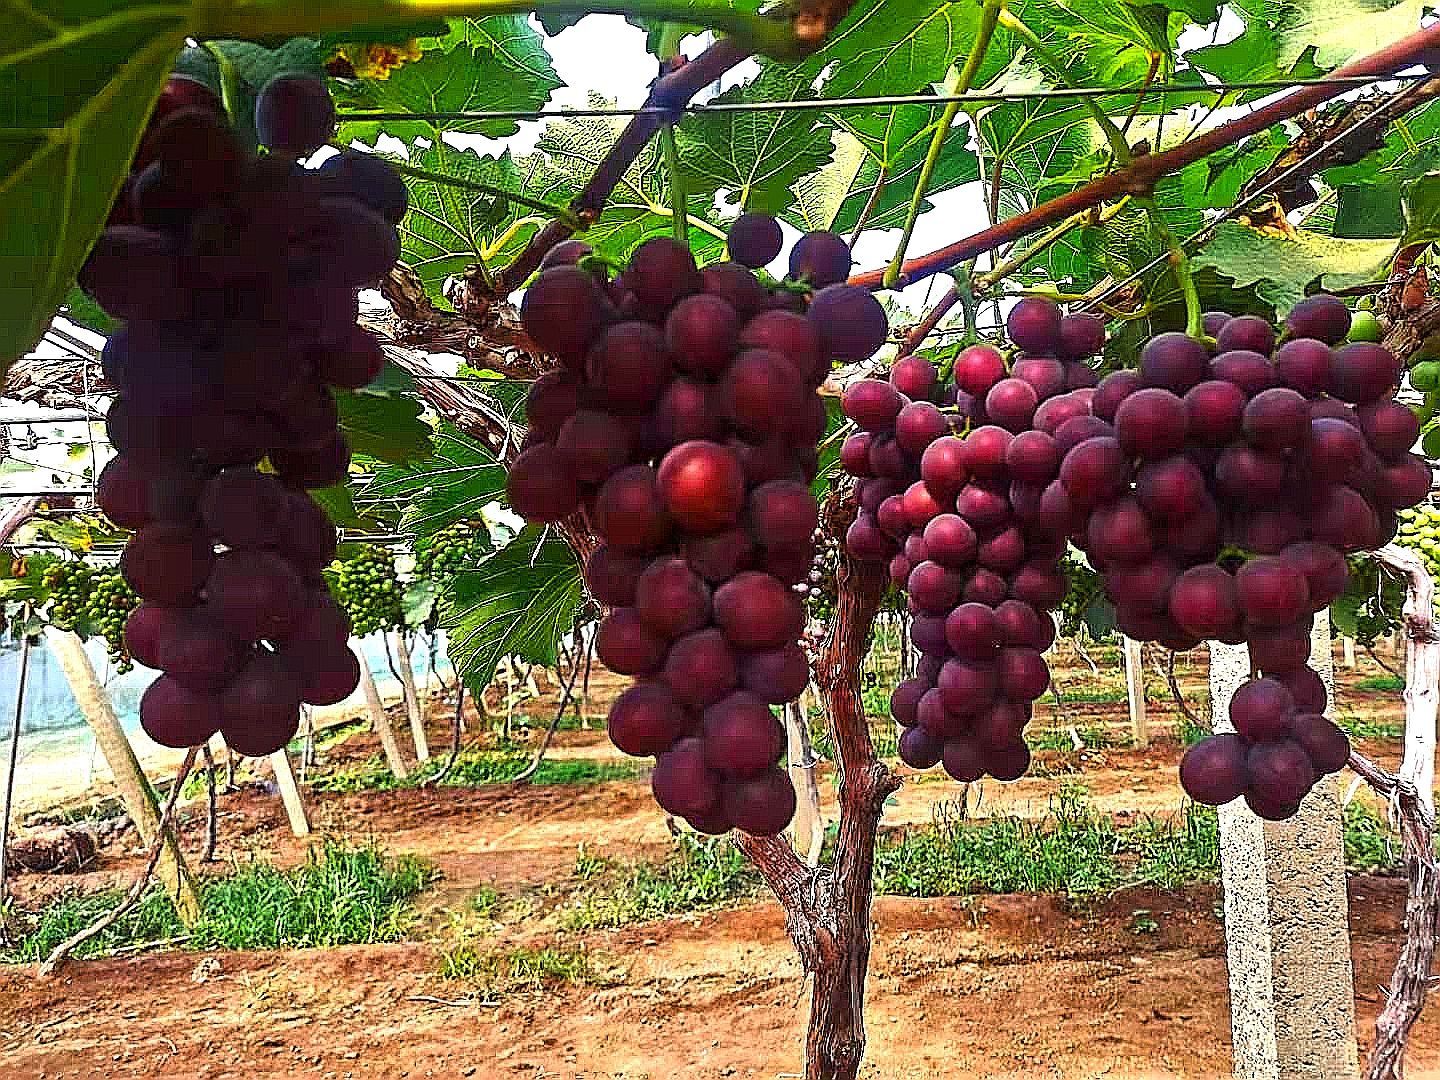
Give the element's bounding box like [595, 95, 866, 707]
[335, 72, 1429, 123]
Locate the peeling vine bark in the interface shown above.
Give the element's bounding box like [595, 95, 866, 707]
[738, 494, 895, 1080]
[1351, 545, 1439, 1080]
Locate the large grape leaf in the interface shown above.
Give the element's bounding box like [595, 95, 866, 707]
[1189, 0, 1423, 75]
[334, 389, 433, 464]
[787, 131, 871, 233]
[675, 68, 835, 214]
[335, 22, 561, 144]
[399, 141, 575, 302]
[829, 125, 980, 233]
[358, 424, 508, 542]
[441, 526, 584, 697]
[1, 1, 190, 371]
[1193, 221, 1398, 316]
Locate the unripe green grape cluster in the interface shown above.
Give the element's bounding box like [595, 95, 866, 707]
[1396, 504, 1440, 598]
[414, 522, 485, 579]
[41, 561, 138, 670]
[333, 545, 404, 636]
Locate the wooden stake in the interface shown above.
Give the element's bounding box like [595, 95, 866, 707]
[43, 628, 201, 924]
[392, 631, 429, 762]
[357, 644, 408, 780]
[1122, 635, 1148, 749]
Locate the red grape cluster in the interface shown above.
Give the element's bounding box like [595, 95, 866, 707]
[507, 226, 887, 835]
[81, 74, 407, 757]
[842, 298, 1107, 783]
[1066, 296, 1425, 817]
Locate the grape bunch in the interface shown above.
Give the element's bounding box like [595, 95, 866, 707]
[1181, 675, 1350, 820]
[1064, 296, 1426, 817]
[1396, 504, 1440, 587]
[42, 561, 139, 670]
[81, 73, 406, 757]
[506, 223, 887, 836]
[842, 297, 1107, 783]
[415, 522, 486, 578]
[333, 545, 405, 636]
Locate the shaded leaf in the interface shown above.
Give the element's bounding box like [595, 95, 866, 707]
[1402, 172, 1440, 246]
[1335, 182, 1405, 239]
[334, 390, 433, 464]
[1, 2, 189, 369]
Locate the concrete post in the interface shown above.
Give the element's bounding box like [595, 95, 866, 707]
[1122, 635, 1148, 748]
[1211, 609, 1358, 1080]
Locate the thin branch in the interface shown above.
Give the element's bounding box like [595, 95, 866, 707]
[382, 157, 582, 228]
[895, 285, 960, 359]
[425, 684, 468, 788]
[497, 39, 754, 295]
[849, 21, 1440, 290]
[40, 748, 198, 976]
[200, 743, 218, 864]
[1164, 649, 1204, 731]
[509, 626, 592, 784]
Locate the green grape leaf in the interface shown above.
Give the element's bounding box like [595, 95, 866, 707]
[675, 68, 835, 214]
[829, 123, 980, 233]
[529, 99, 725, 261]
[787, 131, 870, 232]
[1325, 100, 1440, 190]
[310, 483, 382, 532]
[441, 525, 583, 698]
[61, 286, 118, 338]
[0, 2, 190, 371]
[1402, 172, 1440, 247]
[402, 578, 442, 628]
[333, 389, 433, 464]
[335, 23, 560, 143]
[358, 424, 509, 542]
[398, 142, 572, 302]
[1193, 221, 1398, 316]
[1332, 182, 1406, 240]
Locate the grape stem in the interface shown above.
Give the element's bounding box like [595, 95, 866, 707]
[849, 17, 1440, 290]
[660, 124, 688, 244]
[881, 0, 1005, 289]
[198, 0, 807, 60]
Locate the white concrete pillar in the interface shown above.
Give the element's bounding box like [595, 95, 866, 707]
[1211, 609, 1358, 1080]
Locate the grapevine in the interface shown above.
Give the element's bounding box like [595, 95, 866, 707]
[81, 72, 405, 757]
[332, 545, 406, 637]
[507, 224, 887, 837]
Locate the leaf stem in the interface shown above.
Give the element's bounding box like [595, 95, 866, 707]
[847, 165, 889, 247]
[974, 198, 1132, 290]
[199, 0, 806, 60]
[381, 157, 583, 229]
[201, 41, 243, 126]
[660, 124, 688, 244]
[1139, 197, 1205, 338]
[881, 0, 1004, 289]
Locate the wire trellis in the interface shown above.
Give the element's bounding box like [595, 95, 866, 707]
[334, 71, 1431, 123]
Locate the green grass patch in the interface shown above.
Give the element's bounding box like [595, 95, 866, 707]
[1355, 675, 1405, 692]
[560, 834, 760, 930]
[1335, 709, 1405, 741]
[1025, 726, 1129, 752]
[3, 841, 435, 963]
[308, 750, 644, 794]
[1343, 801, 1400, 873]
[439, 944, 616, 994]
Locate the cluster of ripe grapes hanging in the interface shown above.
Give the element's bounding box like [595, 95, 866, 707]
[81, 72, 408, 757]
[841, 302, 1106, 782]
[846, 293, 1427, 820]
[1104, 299, 1423, 817]
[507, 219, 886, 836]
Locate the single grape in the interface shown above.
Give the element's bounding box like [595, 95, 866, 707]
[808, 284, 888, 363]
[788, 231, 852, 287]
[1286, 295, 1351, 344]
[1179, 733, 1248, 806]
[255, 74, 336, 155]
[727, 213, 783, 268]
[1005, 297, 1062, 354]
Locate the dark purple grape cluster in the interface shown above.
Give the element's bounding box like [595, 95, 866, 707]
[1180, 676, 1350, 820]
[1062, 297, 1425, 817]
[81, 74, 407, 757]
[842, 298, 1106, 783]
[508, 227, 887, 836]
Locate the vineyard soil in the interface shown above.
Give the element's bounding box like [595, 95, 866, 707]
[2, 647, 1435, 1079]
